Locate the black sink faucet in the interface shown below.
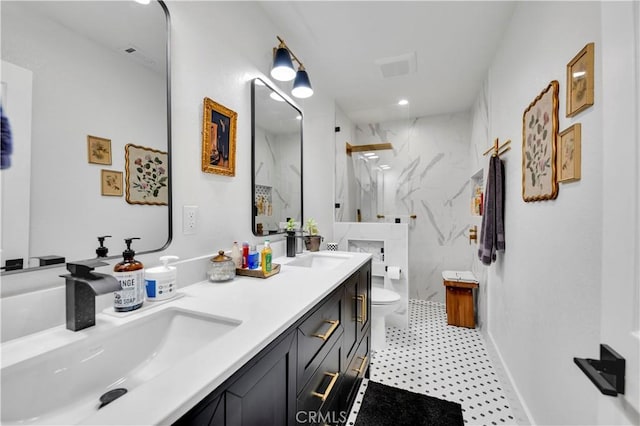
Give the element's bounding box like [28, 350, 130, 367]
[61, 260, 121, 331]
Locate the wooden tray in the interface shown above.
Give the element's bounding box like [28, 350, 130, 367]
[236, 263, 280, 279]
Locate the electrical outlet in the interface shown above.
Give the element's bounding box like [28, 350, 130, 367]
[183, 205, 198, 235]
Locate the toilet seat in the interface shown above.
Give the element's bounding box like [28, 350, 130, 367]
[371, 287, 400, 305]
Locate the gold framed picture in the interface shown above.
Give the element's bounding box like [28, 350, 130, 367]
[522, 81, 560, 202]
[125, 144, 168, 205]
[101, 170, 123, 196]
[566, 42, 594, 117]
[557, 124, 582, 183]
[87, 135, 112, 165]
[201, 97, 237, 176]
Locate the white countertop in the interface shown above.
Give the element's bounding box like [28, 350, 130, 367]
[1, 251, 371, 425]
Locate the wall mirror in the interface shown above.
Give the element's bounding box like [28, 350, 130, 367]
[251, 78, 303, 236]
[1, 0, 171, 274]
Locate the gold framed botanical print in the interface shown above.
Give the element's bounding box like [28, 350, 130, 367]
[522, 81, 559, 202]
[201, 97, 237, 176]
[566, 42, 594, 117]
[87, 135, 112, 165]
[557, 124, 582, 183]
[101, 169, 123, 196]
[125, 144, 168, 205]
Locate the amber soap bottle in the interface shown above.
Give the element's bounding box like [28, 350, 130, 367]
[113, 237, 145, 312]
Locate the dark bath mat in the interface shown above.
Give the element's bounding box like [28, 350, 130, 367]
[354, 381, 464, 426]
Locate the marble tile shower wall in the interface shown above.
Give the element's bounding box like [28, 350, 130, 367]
[337, 112, 476, 302]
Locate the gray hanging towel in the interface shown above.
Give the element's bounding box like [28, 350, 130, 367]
[478, 156, 505, 265]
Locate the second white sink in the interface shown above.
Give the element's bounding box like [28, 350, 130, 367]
[285, 252, 352, 269]
[1, 307, 241, 425]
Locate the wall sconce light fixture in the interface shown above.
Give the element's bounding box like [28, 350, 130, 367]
[270, 36, 313, 99]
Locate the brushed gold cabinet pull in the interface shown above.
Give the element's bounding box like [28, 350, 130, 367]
[311, 372, 340, 401]
[312, 319, 340, 341]
[354, 294, 367, 323]
[352, 355, 368, 375]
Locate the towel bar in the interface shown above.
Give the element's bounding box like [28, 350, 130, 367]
[574, 344, 625, 396]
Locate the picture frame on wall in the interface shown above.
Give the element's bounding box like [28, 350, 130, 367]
[566, 42, 594, 117]
[522, 80, 560, 202]
[125, 143, 169, 205]
[201, 97, 237, 176]
[87, 135, 112, 165]
[101, 169, 123, 196]
[557, 123, 582, 183]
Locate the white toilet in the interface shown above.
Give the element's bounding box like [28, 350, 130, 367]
[370, 286, 401, 351]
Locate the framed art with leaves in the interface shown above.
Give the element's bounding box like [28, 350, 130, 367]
[87, 135, 112, 165]
[101, 169, 123, 196]
[566, 43, 594, 117]
[557, 123, 582, 183]
[125, 144, 168, 205]
[522, 81, 559, 202]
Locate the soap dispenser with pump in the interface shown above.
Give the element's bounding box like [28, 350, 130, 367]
[113, 237, 145, 312]
[96, 235, 111, 258]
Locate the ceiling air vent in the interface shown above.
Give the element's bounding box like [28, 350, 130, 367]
[375, 52, 417, 79]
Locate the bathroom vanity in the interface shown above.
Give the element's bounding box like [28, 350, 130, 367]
[0, 252, 371, 425]
[175, 255, 371, 425]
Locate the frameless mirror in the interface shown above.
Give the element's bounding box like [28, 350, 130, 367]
[251, 78, 303, 236]
[1, 0, 171, 274]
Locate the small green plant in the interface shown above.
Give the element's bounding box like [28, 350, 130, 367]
[304, 218, 320, 236]
[286, 218, 296, 232]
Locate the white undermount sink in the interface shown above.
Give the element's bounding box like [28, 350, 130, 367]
[285, 252, 352, 269]
[1, 308, 241, 425]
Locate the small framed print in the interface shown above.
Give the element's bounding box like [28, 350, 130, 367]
[87, 135, 112, 165]
[566, 43, 594, 117]
[101, 170, 123, 196]
[557, 124, 581, 183]
[201, 97, 237, 176]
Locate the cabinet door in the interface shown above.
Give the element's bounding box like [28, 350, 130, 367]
[341, 273, 359, 365]
[226, 331, 297, 426]
[173, 392, 225, 426]
[355, 260, 371, 342]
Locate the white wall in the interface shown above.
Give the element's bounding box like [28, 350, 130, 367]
[473, 2, 604, 424]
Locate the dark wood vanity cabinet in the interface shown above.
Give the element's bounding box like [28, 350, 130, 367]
[174, 261, 371, 426]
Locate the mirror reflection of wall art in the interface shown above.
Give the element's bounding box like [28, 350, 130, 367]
[101, 169, 123, 196]
[202, 97, 237, 176]
[557, 123, 582, 183]
[87, 135, 112, 165]
[566, 42, 594, 117]
[125, 144, 168, 205]
[522, 80, 559, 202]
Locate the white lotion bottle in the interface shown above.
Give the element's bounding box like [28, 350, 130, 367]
[144, 255, 179, 301]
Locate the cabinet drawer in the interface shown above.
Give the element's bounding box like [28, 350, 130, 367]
[341, 333, 370, 413]
[297, 289, 343, 389]
[297, 336, 343, 417]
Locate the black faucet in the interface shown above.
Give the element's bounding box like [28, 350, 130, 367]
[61, 260, 121, 331]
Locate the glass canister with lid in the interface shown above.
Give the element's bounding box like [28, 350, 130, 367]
[208, 250, 236, 282]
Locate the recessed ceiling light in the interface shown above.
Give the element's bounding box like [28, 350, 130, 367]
[363, 152, 377, 157]
[296, 115, 302, 120]
[134, 0, 151, 5]
[398, 99, 409, 106]
[368, 155, 379, 160]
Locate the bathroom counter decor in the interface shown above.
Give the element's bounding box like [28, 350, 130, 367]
[235, 263, 280, 278]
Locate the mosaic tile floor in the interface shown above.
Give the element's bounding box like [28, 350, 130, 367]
[346, 300, 517, 425]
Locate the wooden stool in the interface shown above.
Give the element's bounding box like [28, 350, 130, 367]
[443, 279, 479, 328]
